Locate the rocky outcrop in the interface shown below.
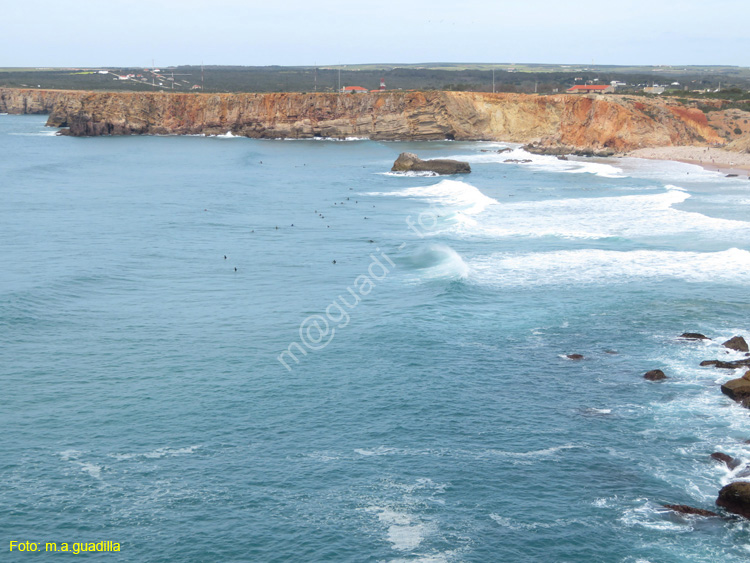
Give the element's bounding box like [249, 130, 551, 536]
[723, 336, 749, 352]
[716, 482, 750, 518]
[391, 152, 470, 175]
[663, 504, 719, 517]
[711, 452, 742, 470]
[680, 332, 710, 340]
[701, 358, 750, 369]
[720, 378, 750, 406]
[0, 88, 729, 150]
[644, 369, 667, 381]
[0, 88, 82, 115]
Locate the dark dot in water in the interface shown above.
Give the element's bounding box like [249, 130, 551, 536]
[224, 255, 227, 259]
[332, 260, 336, 264]
[234, 267, 237, 272]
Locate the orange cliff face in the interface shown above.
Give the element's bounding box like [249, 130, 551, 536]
[0, 88, 726, 151]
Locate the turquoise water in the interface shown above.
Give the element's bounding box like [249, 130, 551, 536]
[2, 114, 750, 562]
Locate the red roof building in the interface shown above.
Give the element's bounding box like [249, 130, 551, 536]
[566, 84, 614, 94]
[342, 86, 368, 93]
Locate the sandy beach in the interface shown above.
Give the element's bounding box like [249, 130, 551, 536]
[628, 146, 750, 177]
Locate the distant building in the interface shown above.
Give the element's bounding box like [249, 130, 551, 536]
[566, 85, 614, 94]
[610, 81, 627, 88]
[643, 86, 665, 94]
[342, 86, 368, 93]
[97, 70, 109, 75]
[191, 84, 202, 90]
[379, 77, 386, 91]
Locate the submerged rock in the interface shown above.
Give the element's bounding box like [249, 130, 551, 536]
[566, 354, 584, 360]
[723, 336, 749, 352]
[711, 452, 742, 470]
[644, 369, 667, 381]
[663, 504, 719, 517]
[680, 332, 710, 340]
[716, 482, 750, 518]
[503, 158, 532, 164]
[391, 152, 470, 175]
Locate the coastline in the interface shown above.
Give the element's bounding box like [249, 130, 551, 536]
[628, 146, 750, 178]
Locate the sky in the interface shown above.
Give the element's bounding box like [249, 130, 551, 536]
[1, 0, 748, 68]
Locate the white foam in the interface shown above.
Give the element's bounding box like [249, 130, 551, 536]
[79, 462, 103, 480]
[58, 449, 82, 461]
[280, 136, 369, 141]
[489, 513, 589, 531]
[370, 179, 498, 217]
[469, 248, 750, 287]
[375, 179, 750, 241]
[366, 506, 431, 551]
[110, 445, 200, 461]
[450, 147, 626, 178]
[484, 444, 579, 459]
[474, 188, 749, 240]
[379, 171, 439, 177]
[9, 130, 58, 137]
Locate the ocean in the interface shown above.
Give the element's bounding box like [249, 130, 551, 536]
[2, 114, 750, 562]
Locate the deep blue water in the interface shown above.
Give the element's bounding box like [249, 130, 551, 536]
[2, 114, 750, 562]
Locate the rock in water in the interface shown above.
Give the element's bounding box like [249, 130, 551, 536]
[566, 354, 584, 360]
[720, 378, 750, 406]
[680, 332, 710, 340]
[391, 153, 471, 175]
[663, 504, 719, 517]
[716, 482, 750, 518]
[711, 452, 742, 470]
[644, 369, 667, 381]
[723, 336, 749, 352]
[700, 358, 750, 369]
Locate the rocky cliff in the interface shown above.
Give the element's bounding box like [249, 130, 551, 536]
[0, 88, 728, 152]
[0, 88, 83, 115]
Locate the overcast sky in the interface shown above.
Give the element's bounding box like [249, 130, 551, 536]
[2, 0, 748, 68]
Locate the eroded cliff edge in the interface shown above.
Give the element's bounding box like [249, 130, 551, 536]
[0, 88, 732, 152]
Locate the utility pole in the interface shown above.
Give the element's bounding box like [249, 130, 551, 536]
[492, 68, 495, 93]
[338, 67, 341, 93]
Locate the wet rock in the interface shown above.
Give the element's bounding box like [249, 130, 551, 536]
[644, 369, 667, 381]
[497, 147, 512, 153]
[604, 349, 618, 355]
[716, 482, 750, 518]
[566, 354, 584, 360]
[663, 504, 719, 517]
[503, 158, 533, 164]
[391, 152, 470, 175]
[556, 155, 569, 161]
[711, 452, 742, 470]
[734, 465, 750, 479]
[680, 332, 710, 340]
[720, 378, 750, 406]
[723, 336, 749, 352]
[700, 359, 750, 369]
